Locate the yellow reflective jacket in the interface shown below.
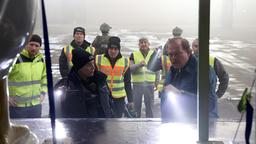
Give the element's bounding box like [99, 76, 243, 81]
[8, 49, 47, 107]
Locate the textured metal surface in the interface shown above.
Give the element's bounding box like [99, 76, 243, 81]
[12, 118, 255, 144]
[0, 0, 37, 78]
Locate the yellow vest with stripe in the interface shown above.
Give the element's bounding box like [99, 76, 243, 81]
[96, 55, 129, 99]
[158, 55, 171, 91]
[64, 45, 95, 69]
[8, 49, 47, 107]
[131, 50, 156, 84]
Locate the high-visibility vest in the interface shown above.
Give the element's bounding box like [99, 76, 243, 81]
[64, 45, 95, 69]
[131, 50, 156, 84]
[8, 49, 47, 107]
[209, 56, 215, 68]
[96, 55, 129, 99]
[158, 55, 171, 91]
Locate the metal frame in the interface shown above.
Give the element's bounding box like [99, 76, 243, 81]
[198, 0, 210, 142]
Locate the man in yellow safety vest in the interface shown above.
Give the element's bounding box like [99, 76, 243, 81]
[130, 37, 159, 118]
[8, 34, 47, 118]
[59, 26, 95, 78]
[96, 36, 134, 118]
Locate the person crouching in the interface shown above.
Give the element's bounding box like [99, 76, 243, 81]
[60, 48, 113, 118]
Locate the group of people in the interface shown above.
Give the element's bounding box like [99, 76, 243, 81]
[7, 24, 229, 121]
[58, 25, 159, 118]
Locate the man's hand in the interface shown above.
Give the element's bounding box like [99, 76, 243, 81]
[9, 97, 17, 107]
[140, 61, 146, 67]
[154, 82, 159, 91]
[164, 84, 182, 95]
[40, 94, 45, 103]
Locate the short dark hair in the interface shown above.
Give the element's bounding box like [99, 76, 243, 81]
[167, 37, 192, 55]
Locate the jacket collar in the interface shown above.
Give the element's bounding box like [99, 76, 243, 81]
[172, 55, 197, 74]
[20, 49, 41, 59]
[70, 40, 91, 49]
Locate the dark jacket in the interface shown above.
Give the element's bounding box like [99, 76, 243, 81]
[161, 55, 218, 121]
[213, 58, 229, 98]
[194, 54, 229, 98]
[92, 34, 110, 55]
[59, 40, 91, 78]
[164, 55, 198, 94]
[60, 68, 113, 118]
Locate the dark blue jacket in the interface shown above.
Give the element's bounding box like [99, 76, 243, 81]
[161, 55, 218, 121]
[60, 68, 113, 118]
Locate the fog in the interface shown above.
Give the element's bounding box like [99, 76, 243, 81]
[39, 0, 256, 41]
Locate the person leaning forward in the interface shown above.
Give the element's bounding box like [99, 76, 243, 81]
[59, 26, 95, 78]
[161, 37, 218, 121]
[60, 48, 113, 118]
[8, 34, 47, 118]
[95, 36, 134, 118]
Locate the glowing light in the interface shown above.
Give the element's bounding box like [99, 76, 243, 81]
[0, 59, 13, 70]
[54, 89, 63, 98]
[167, 91, 176, 102]
[55, 120, 67, 140]
[166, 91, 184, 119]
[157, 123, 197, 144]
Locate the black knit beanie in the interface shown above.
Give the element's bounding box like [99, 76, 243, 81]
[73, 27, 85, 36]
[29, 34, 42, 46]
[108, 36, 121, 50]
[72, 48, 94, 70]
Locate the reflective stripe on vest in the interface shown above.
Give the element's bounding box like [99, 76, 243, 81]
[8, 80, 41, 87]
[10, 95, 40, 103]
[131, 50, 156, 84]
[96, 55, 129, 98]
[8, 52, 46, 107]
[64, 45, 95, 69]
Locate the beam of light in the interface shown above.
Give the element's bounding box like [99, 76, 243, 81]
[157, 123, 197, 144]
[55, 120, 67, 140]
[166, 91, 184, 119]
[54, 88, 63, 99]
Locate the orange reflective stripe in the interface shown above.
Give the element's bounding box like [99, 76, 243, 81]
[99, 66, 112, 75]
[67, 53, 72, 61]
[99, 66, 124, 76]
[99, 65, 125, 92]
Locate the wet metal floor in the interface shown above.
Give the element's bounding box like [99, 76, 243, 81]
[13, 118, 255, 144]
